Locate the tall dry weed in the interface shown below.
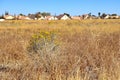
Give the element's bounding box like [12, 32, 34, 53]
[0, 20, 120, 80]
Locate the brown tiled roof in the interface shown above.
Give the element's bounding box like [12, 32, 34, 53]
[46, 16, 52, 19]
[57, 14, 64, 19]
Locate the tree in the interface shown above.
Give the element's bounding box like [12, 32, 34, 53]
[88, 13, 91, 16]
[98, 12, 101, 17]
[19, 13, 24, 16]
[37, 12, 41, 14]
[28, 13, 31, 16]
[41, 12, 51, 17]
[5, 11, 9, 15]
[111, 14, 117, 16]
[35, 12, 41, 19]
[0, 14, 4, 19]
[101, 13, 107, 19]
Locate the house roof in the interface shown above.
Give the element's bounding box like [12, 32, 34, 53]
[28, 14, 36, 20]
[46, 16, 52, 19]
[57, 14, 71, 20]
[57, 14, 64, 19]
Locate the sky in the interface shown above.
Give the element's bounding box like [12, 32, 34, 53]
[0, 0, 120, 16]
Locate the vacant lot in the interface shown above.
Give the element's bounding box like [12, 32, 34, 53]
[0, 20, 120, 80]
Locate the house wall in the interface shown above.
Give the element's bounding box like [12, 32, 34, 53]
[72, 16, 81, 20]
[0, 19, 5, 22]
[48, 17, 58, 20]
[105, 15, 119, 19]
[4, 16, 14, 20]
[24, 17, 31, 20]
[38, 16, 45, 20]
[61, 15, 70, 20]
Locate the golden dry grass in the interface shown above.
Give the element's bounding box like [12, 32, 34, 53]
[0, 19, 120, 80]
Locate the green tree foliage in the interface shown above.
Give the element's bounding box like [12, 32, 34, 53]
[19, 13, 25, 16]
[41, 12, 51, 17]
[35, 12, 41, 19]
[5, 11, 9, 15]
[0, 14, 4, 19]
[101, 13, 107, 19]
[88, 13, 91, 16]
[111, 14, 117, 16]
[98, 12, 101, 17]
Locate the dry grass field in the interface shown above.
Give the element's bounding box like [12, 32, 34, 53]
[0, 19, 120, 80]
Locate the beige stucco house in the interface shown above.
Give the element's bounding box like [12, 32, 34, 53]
[57, 14, 71, 20]
[4, 15, 14, 20]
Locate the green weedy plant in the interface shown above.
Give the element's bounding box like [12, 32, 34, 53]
[28, 31, 59, 54]
[27, 31, 60, 73]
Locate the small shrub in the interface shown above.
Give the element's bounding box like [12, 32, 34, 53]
[27, 31, 60, 74]
[28, 31, 59, 53]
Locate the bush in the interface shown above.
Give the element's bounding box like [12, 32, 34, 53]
[27, 31, 60, 74]
[28, 31, 59, 53]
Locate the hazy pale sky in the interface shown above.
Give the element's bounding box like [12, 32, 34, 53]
[0, 0, 120, 16]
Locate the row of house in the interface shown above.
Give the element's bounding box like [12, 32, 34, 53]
[0, 13, 71, 21]
[0, 13, 120, 21]
[103, 14, 119, 19]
